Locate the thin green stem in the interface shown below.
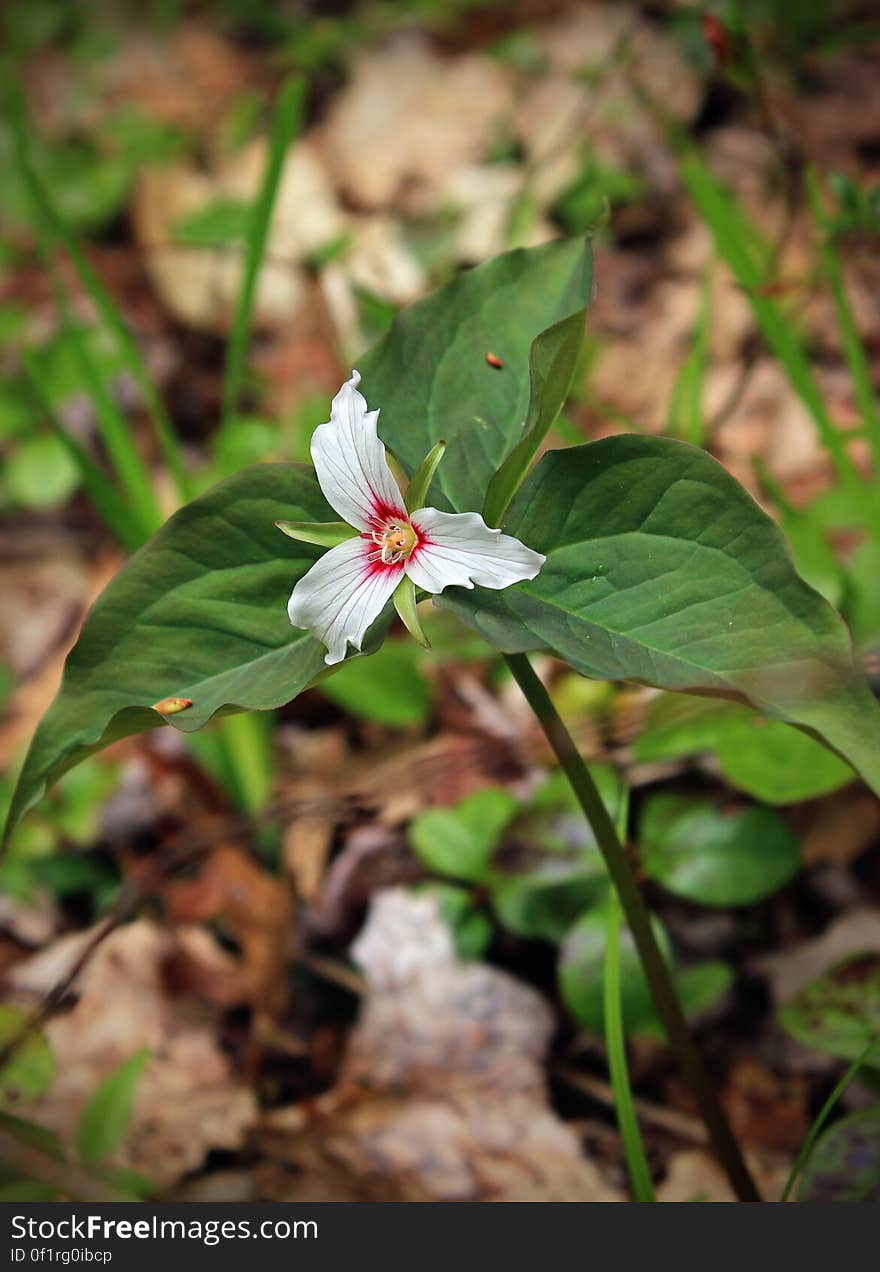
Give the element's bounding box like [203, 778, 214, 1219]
[504, 653, 760, 1203]
[780, 1035, 880, 1203]
[806, 166, 880, 474]
[7, 79, 192, 503]
[604, 895, 655, 1201]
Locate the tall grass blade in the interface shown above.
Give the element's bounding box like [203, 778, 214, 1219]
[21, 351, 144, 552]
[667, 257, 714, 446]
[680, 149, 870, 520]
[780, 1034, 879, 1202]
[221, 75, 305, 427]
[603, 895, 655, 1202]
[806, 166, 880, 473]
[7, 80, 192, 503]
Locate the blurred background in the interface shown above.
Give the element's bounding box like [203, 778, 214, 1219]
[1, 0, 879, 1203]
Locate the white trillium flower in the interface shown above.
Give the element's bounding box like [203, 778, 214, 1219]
[287, 371, 546, 665]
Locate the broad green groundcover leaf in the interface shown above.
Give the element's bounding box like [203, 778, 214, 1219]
[3, 464, 358, 845]
[358, 236, 592, 514]
[638, 793, 800, 906]
[441, 436, 880, 797]
[780, 953, 880, 1062]
[635, 693, 854, 805]
[0, 1007, 54, 1107]
[797, 1107, 880, 1202]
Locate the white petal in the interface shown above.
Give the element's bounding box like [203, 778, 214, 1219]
[310, 370, 406, 532]
[288, 536, 403, 665]
[405, 508, 545, 595]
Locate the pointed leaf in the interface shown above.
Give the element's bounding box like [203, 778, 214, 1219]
[483, 307, 585, 527]
[2, 464, 383, 845]
[357, 237, 593, 514]
[76, 1049, 150, 1165]
[440, 436, 880, 797]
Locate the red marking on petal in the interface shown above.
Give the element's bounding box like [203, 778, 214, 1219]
[369, 495, 407, 531]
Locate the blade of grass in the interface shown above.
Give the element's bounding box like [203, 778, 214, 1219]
[679, 148, 871, 522]
[780, 1034, 880, 1202]
[221, 75, 305, 427]
[806, 166, 880, 473]
[21, 350, 145, 552]
[603, 789, 656, 1202]
[6, 80, 192, 504]
[603, 896, 655, 1201]
[666, 256, 714, 446]
[49, 275, 162, 535]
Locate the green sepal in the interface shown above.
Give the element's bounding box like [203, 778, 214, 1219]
[275, 520, 358, 547]
[393, 575, 430, 649]
[405, 440, 447, 514]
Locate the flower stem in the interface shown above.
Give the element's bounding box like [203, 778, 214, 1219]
[504, 653, 761, 1203]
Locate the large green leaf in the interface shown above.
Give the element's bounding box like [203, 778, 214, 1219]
[357, 237, 592, 514]
[440, 436, 880, 796]
[2, 464, 368, 845]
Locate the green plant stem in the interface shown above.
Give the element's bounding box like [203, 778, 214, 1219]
[806, 166, 880, 475]
[7, 79, 192, 503]
[779, 1035, 879, 1202]
[504, 652, 760, 1203]
[221, 75, 305, 427]
[604, 896, 655, 1201]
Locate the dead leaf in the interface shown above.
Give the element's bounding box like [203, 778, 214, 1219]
[8, 919, 256, 1188]
[657, 1148, 790, 1202]
[160, 845, 292, 1016]
[319, 36, 515, 214]
[255, 889, 621, 1201]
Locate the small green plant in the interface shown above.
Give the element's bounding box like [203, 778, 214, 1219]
[0, 1037, 153, 1202]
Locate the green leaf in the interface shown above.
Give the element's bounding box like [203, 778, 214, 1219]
[0, 1181, 58, 1202]
[635, 694, 854, 805]
[780, 953, 880, 1062]
[638, 794, 801, 906]
[414, 883, 493, 960]
[405, 440, 447, 515]
[5, 435, 79, 509]
[76, 1049, 151, 1166]
[392, 575, 430, 650]
[0, 1007, 54, 1107]
[357, 237, 593, 514]
[675, 962, 734, 1019]
[0, 1112, 65, 1162]
[275, 520, 357, 547]
[482, 308, 586, 527]
[441, 436, 880, 798]
[172, 197, 251, 246]
[2, 464, 375, 845]
[491, 864, 608, 943]
[319, 637, 432, 727]
[559, 908, 672, 1037]
[797, 1107, 880, 1202]
[409, 787, 518, 882]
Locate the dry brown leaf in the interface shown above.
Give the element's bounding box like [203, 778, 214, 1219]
[132, 139, 343, 332]
[8, 919, 256, 1188]
[318, 36, 515, 214]
[161, 845, 292, 1015]
[657, 1148, 790, 1203]
[256, 889, 621, 1202]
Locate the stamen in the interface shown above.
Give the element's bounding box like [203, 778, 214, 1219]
[375, 517, 417, 565]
